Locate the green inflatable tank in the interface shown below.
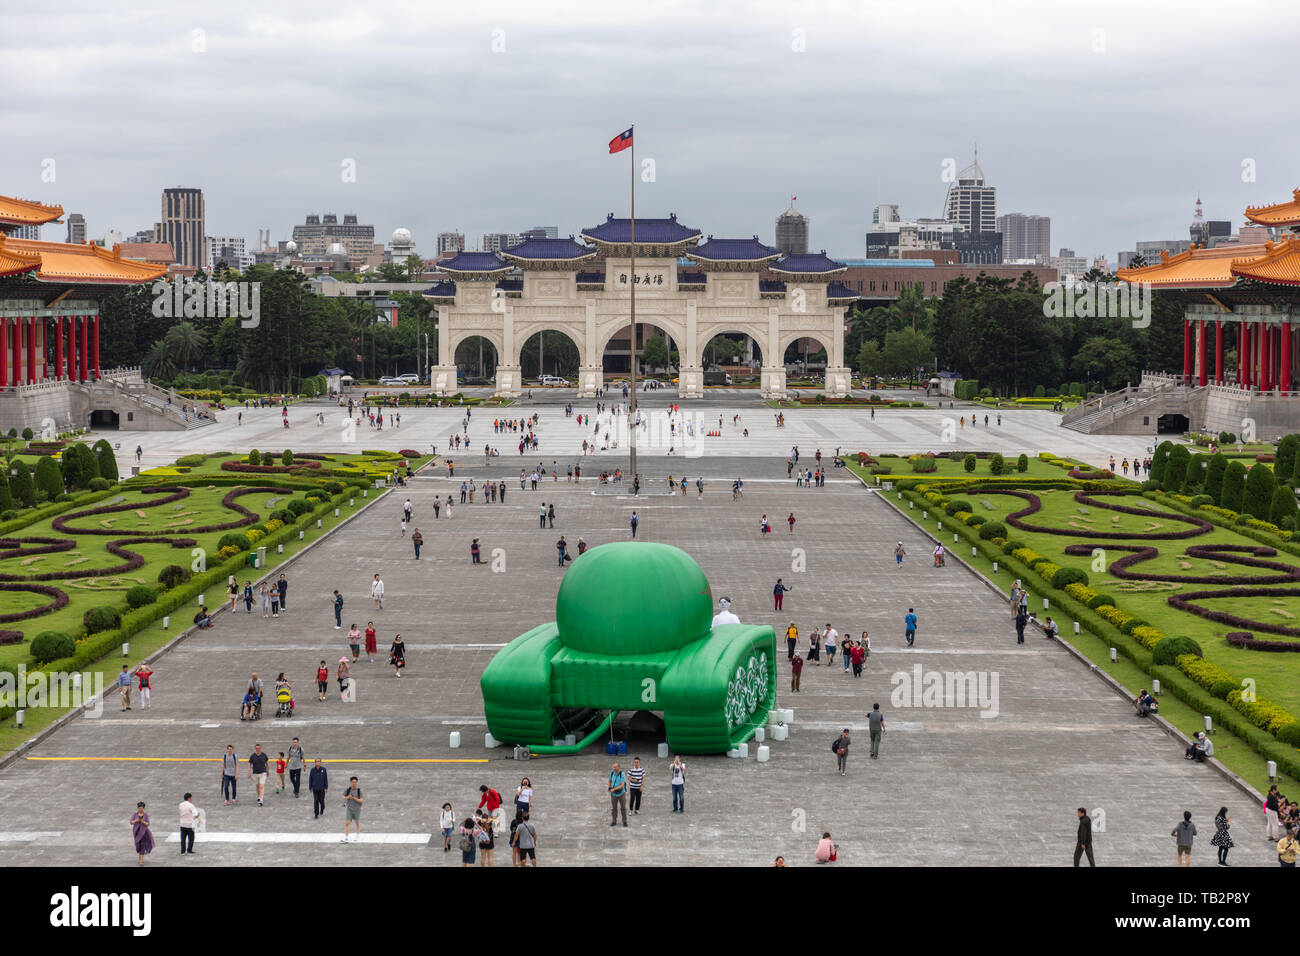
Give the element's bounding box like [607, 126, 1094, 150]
[480, 542, 777, 754]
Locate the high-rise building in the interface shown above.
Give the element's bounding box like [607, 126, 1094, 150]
[996, 213, 1050, 263]
[155, 187, 205, 270]
[11, 224, 40, 240]
[437, 232, 465, 256]
[292, 213, 376, 259]
[1052, 247, 1088, 279]
[943, 151, 997, 235]
[866, 211, 963, 259]
[1135, 238, 1191, 263]
[66, 213, 86, 245]
[521, 226, 559, 240]
[206, 235, 249, 269]
[775, 198, 809, 256]
[482, 232, 521, 253]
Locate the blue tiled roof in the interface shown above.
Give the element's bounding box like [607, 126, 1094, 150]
[581, 213, 702, 245]
[770, 251, 847, 275]
[690, 236, 781, 261]
[436, 252, 510, 273]
[500, 236, 595, 261]
[424, 280, 457, 297]
[677, 271, 706, 284]
[826, 281, 858, 298]
[575, 271, 605, 284]
[759, 280, 787, 293]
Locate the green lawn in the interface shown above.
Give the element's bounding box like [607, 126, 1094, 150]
[867, 454, 1097, 480]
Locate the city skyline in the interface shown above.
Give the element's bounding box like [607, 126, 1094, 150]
[3, 1, 1299, 263]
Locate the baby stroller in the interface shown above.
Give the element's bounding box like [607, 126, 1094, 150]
[275, 684, 294, 718]
[240, 691, 262, 721]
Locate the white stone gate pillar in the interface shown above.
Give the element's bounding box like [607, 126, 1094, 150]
[760, 306, 786, 399]
[678, 299, 703, 398]
[578, 299, 603, 397]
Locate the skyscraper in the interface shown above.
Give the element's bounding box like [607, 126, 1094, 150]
[775, 198, 809, 256]
[155, 187, 205, 269]
[481, 232, 521, 253]
[996, 213, 1050, 262]
[943, 151, 997, 239]
[292, 213, 376, 259]
[66, 213, 86, 245]
[437, 232, 465, 256]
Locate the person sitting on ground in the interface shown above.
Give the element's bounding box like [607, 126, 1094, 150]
[814, 831, 835, 863]
[1134, 688, 1156, 717]
[193, 606, 213, 629]
[1042, 616, 1058, 640]
[1185, 731, 1213, 762]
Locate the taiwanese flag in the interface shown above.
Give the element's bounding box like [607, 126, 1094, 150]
[608, 128, 633, 154]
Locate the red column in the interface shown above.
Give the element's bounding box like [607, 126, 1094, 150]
[1263, 323, 1273, 392]
[79, 316, 88, 382]
[12, 317, 23, 385]
[26, 318, 36, 384]
[0, 317, 7, 388]
[92, 315, 100, 378]
[1246, 323, 1255, 387]
[1183, 319, 1193, 380]
[55, 316, 63, 379]
[1282, 322, 1292, 396]
[70, 318, 78, 381]
[1214, 320, 1224, 385]
[1198, 321, 1209, 386]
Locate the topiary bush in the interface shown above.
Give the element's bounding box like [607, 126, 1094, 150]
[1052, 567, 1089, 589]
[126, 584, 159, 609]
[945, 499, 973, 516]
[1087, 592, 1117, 609]
[1209, 679, 1238, 700]
[8, 461, 35, 508]
[989, 454, 1005, 476]
[158, 564, 192, 589]
[218, 532, 251, 552]
[30, 631, 75, 663]
[286, 499, 313, 517]
[1002, 539, 1026, 555]
[176, 454, 206, 467]
[282, 449, 294, 466]
[1016, 454, 1028, 473]
[82, 605, 121, 634]
[33, 456, 63, 501]
[323, 481, 345, 495]
[1278, 723, 1300, 747]
[1242, 462, 1277, 520]
[88, 477, 111, 491]
[21, 427, 33, 441]
[1152, 635, 1203, 666]
[963, 454, 976, 473]
[978, 520, 1007, 540]
[91, 438, 118, 483]
[248, 449, 260, 466]
[1219, 460, 1247, 512]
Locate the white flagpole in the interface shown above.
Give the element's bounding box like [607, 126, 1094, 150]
[628, 126, 637, 488]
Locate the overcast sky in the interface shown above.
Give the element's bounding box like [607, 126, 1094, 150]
[4, 0, 1299, 263]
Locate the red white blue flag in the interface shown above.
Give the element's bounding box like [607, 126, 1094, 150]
[608, 128, 633, 154]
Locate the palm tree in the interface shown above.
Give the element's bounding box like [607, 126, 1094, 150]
[163, 321, 208, 372]
[143, 340, 178, 381]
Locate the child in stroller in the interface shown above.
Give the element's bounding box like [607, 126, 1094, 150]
[241, 690, 261, 721]
[274, 673, 294, 718]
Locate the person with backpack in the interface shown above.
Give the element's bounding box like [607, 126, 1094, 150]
[629, 511, 639, 539]
[1171, 810, 1197, 866]
[832, 728, 850, 776]
[514, 812, 538, 866]
[608, 762, 628, 827]
[904, 608, 918, 647]
[459, 816, 482, 867]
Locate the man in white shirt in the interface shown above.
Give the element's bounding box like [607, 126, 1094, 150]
[179, 792, 199, 855]
[711, 597, 740, 628]
[371, 574, 385, 610]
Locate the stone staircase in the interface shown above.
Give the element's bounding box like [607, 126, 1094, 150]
[1062, 380, 1197, 435]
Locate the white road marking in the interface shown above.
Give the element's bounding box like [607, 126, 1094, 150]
[164, 832, 432, 844]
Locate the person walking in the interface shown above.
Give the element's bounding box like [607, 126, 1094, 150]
[538, 503, 547, 529]
[1172, 810, 1197, 866]
[370, 574, 385, 610]
[389, 634, 406, 678]
[411, 527, 423, 559]
[220, 744, 238, 804]
[332, 590, 343, 630]
[626, 759, 645, 814]
[471, 538, 482, 563]
[1074, 808, 1095, 867]
[784, 621, 798, 660]
[790, 653, 803, 693]
[316, 660, 329, 701]
[336, 658, 350, 699]
[515, 812, 538, 867]
[459, 816, 482, 867]
[287, 738, 305, 798]
[867, 702, 885, 758]
[1015, 606, 1028, 645]
[515, 778, 534, 817]
[904, 608, 918, 647]
[824, 627, 837, 666]
[788, 512, 796, 534]
[669, 755, 686, 813]
[364, 621, 377, 663]
[309, 759, 329, 818]
[247, 743, 271, 806]
[341, 776, 364, 842]
[773, 578, 791, 611]
[894, 541, 906, 567]
[440, 803, 456, 852]
[130, 802, 154, 866]
[832, 728, 850, 776]
[547, 503, 555, 528]
[608, 762, 628, 827]
[117, 665, 132, 711]
[277, 574, 288, 613]
[179, 792, 199, 856]
[629, 511, 639, 539]
[260, 582, 270, 617]
[850, 640, 865, 677]
[243, 581, 254, 614]
[1266, 785, 1282, 841]
[1211, 807, 1234, 867]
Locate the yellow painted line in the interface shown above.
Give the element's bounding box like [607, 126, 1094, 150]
[25, 756, 488, 764]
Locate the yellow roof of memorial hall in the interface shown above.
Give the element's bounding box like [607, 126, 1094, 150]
[1116, 243, 1268, 289]
[1245, 188, 1300, 228]
[0, 235, 166, 284]
[0, 195, 64, 229]
[1230, 237, 1300, 286]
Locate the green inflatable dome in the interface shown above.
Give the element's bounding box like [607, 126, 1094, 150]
[556, 542, 713, 654]
[481, 542, 777, 754]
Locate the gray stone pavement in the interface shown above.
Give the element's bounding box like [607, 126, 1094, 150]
[102, 394, 1165, 477]
[0, 454, 1276, 867]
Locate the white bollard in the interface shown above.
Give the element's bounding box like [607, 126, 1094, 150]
[1043, 598, 1049, 610]
[162, 616, 169, 630]
[657, 741, 669, 758]
[727, 748, 742, 758]
[923, 510, 927, 519]
[299, 531, 305, 540]
[316, 519, 322, 528]
[122, 642, 129, 656]
[1268, 760, 1278, 781]
[15, 708, 24, 728]
[767, 709, 780, 725]
[277, 544, 283, 554]
[1204, 715, 1213, 735]
[350, 498, 355, 506]
[1152, 679, 1160, 696]
[334, 508, 340, 517]
[1109, 647, 1117, 662]
[363, 490, 368, 497]
[197, 594, 204, 606]
[449, 731, 461, 748]
[756, 745, 771, 763]
[736, 742, 749, 758]
[485, 732, 501, 749]
[770, 724, 789, 741]
[1073, 621, 1080, 635]
[992, 561, 998, 573]
[909, 501, 913, 509]
[754, 726, 765, 743]
[938, 521, 942, 530]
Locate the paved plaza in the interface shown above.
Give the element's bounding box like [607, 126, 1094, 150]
[0, 400, 1275, 866]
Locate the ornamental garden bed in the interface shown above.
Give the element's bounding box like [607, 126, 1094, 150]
[859, 462, 1300, 783]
